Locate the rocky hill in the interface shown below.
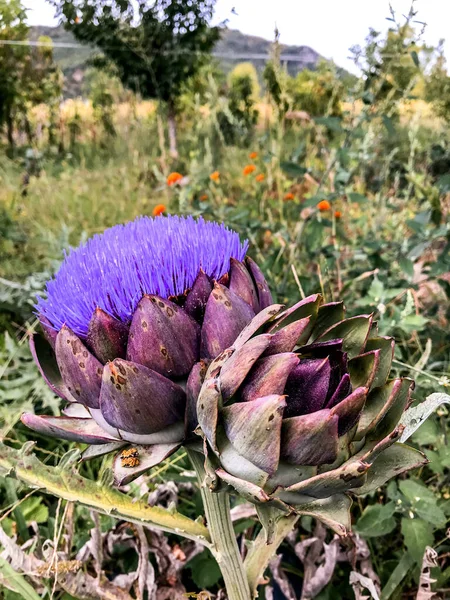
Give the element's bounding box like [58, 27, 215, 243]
[30, 25, 332, 97]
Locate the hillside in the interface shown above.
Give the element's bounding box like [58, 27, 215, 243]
[30, 25, 331, 97]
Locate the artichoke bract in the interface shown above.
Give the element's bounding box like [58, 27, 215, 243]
[22, 215, 426, 533]
[23, 216, 273, 483]
[196, 295, 427, 534]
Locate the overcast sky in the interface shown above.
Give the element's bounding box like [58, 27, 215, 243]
[22, 0, 450, 73]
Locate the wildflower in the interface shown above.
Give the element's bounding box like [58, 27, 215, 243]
[210, 171, 220, 182]
[152, 204, 166, 217]
[199, 194, 208, 201]
[317, 200, 331, 211]
[249, 151, 258, 159]
[243, 164, 256, 176]
[255, 173, 265, 182]
[167, 172, 183, 186]
[284, 192, 295, 201]
[334, 210, 342, 219]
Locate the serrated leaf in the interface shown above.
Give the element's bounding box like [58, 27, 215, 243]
[401, 518, 434, 565]
[355, 502, 396, 538]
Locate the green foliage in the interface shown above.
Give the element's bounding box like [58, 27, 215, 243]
[287, 60, 344, 117]
[426, 50, 450, 122]
[217, 62, 259, 145]
[0, 1, 62, 150]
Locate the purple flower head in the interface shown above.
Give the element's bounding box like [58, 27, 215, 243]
[36, 215, 248, 338]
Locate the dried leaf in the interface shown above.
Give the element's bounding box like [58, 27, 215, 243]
[349, 571, 381, 600]
[417, 547, 438, 600]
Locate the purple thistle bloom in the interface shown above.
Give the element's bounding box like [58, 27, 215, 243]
[36, 215, 249, 337]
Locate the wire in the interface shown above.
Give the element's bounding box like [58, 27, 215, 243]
[0, 38, 316, 62]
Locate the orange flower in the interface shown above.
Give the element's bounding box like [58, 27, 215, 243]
[255, 173, 265, 182]
[152, 204, 166, 216]
[167, 172, 183, 186]
[284, 192, 295, 201]
[200, 194, 208, 201]
[317, 200, 331, 211]
[249, 151, 258, 159]
[210, 171, 220, 182]
[243, 164, 256, 176]
[334, 210, 342, 219]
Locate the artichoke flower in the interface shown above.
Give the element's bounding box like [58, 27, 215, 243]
[196, 295, 427, 534]
[22, 215, 426, 535]
[22, 216, 272, 484]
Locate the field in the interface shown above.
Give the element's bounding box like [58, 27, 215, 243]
[1, 33, 450, 600]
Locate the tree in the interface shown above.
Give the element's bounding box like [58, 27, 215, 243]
[0, 0, 62, 152]
[49, 0, 221, 157]
[425, 44, 450, 123]
[0, 0, 29, 150]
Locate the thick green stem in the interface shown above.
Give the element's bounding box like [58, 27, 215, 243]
[0, 442, 210, 545]
[187, 448, 252, 600]
[244, 514, 299, 598]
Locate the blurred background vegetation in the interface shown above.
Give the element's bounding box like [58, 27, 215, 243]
[0, 1, 450, 599]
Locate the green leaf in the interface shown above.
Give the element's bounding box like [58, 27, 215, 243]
[279, 161, 307, 178]
[355, 502, 396, 538]
[398, 256, 414, 279]
[187, 550, 222, 589]
[399, 480, 446, 527]
[437, 174, 450, 193]
[400, 314, 428, 334]
[20, 496, 49, 525]
[401, 517, 434, 564]
[382, 115, 395, 136]
[0, 558, 41, 600]
[347, 192, 368, 204]
[314, 116, 343, 132]
[367, 276, 384, 302]
[410, 50, 420, 67]
[381, 553, 415, 600]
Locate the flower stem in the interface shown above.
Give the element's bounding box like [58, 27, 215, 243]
[0, 442, 211, 545]
[187, 447, 252, 600]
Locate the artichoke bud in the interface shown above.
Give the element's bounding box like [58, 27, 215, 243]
[196, 294, 426, 527]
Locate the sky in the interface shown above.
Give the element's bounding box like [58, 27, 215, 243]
[22, 0, 450, 74]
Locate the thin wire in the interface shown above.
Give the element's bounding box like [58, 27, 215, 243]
[0, 39, 318, 62]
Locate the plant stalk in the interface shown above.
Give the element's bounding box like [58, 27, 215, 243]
[0, 442, 211, 545]
[187, 447, 252, 600]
